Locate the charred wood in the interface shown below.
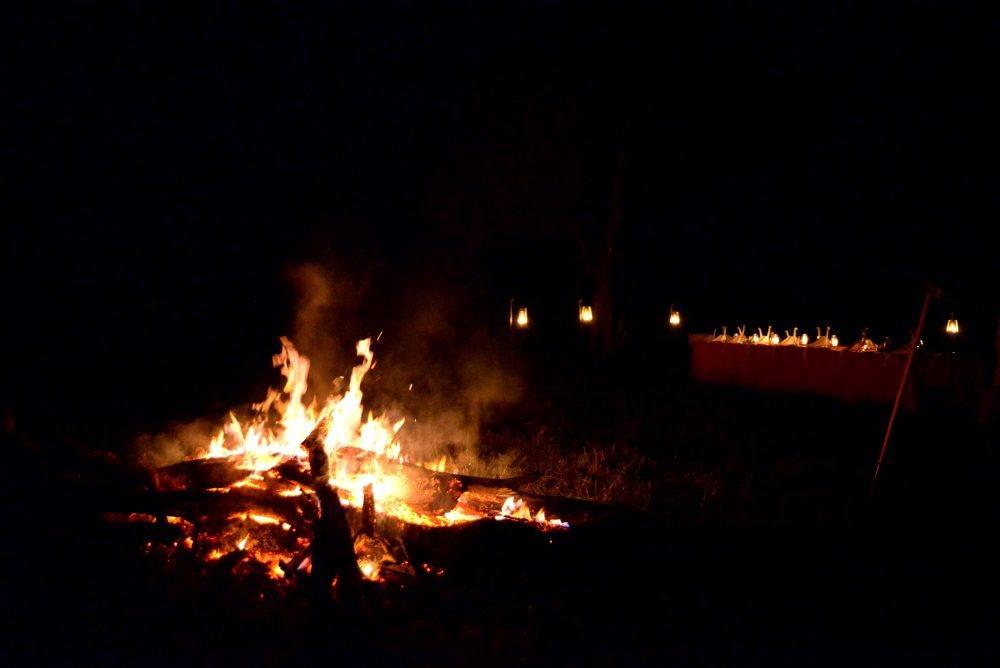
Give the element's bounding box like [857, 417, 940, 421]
[107, 487, 312, 525]
[457, 484, 610, 525]
[361, 483, 376, 537]
[306, 427, 363, 608]
[154, 456, 253, 491]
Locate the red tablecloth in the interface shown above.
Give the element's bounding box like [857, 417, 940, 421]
[689, 339, 983, 409]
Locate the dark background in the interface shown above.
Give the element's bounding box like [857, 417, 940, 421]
[5, 2, 995, 439]
[3, 5, 997, 665]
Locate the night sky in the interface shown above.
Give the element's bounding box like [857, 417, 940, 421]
[5, 3, 995, 435]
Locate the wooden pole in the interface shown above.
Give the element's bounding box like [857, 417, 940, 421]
[871, 288, 933, 492]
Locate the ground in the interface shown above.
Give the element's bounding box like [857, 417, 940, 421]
[2, 342, 995, 666]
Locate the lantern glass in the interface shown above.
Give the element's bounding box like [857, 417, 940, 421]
[516, 307, 529, 328]
[579, 305, 594, 323]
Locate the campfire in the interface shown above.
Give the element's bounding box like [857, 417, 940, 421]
[111, 337, 587, 597]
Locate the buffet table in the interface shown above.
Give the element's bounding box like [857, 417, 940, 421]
[689, 338, 983, 409]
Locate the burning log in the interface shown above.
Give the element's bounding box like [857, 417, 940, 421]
[329, 444, 540, 490]
[402, 461, 541, 491]
[113, 487, 311, 526]
[456, 485, 607, 526]
[274, 459, 314, 487]
[91, 335, 622, 600]
[305, 423, 363, 607]
[361, 483, 376, 537]
[154, 456, 253, 491]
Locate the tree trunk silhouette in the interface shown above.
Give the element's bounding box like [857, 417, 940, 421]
[594, 150, 624, 353]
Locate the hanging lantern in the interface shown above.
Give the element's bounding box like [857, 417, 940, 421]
[668, 308, 681, 327]
[516, 307, 529, 328]
[830, 334, 839, 347]
[945, 316, 959, 335]
[800, 332, 809, 346]
[578, 304, 594, 324]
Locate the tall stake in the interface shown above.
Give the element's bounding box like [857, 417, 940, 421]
[871, 288, 933, 493]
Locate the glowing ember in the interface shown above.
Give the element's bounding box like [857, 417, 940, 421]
[498, 495, 569, 529]
[359, 559, 378, 580]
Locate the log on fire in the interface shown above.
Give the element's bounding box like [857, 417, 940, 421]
[110, 486, 313, 526]
[156, 448, 540, 498]
[306, 425, 363, 607]
[150, 450, 599, 528]
[400, 515, 565, 575]
[154, 455, 254, 491]
[456, 484, 613, 526]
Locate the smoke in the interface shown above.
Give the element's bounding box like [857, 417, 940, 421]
[284, 262, 366, 393]
[281, 261, 525, 462]
[361, 278, 525, 462]
[134, 258, 524, 468]
[130, 417, 220, 468]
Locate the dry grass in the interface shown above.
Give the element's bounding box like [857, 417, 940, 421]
[455, 428, 656, 509]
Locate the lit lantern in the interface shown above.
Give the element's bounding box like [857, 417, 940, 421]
[945, 317, 959, 335]
[668, 309, 681, 327]
[800, 333, 809, 346]
[516, 307, 529, 328]
[830, 334, 839, 347]
[578, 304, 594, 324]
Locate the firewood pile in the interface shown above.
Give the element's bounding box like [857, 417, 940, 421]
[61, 336, 618, 607]
[94, 418, 610, 606]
